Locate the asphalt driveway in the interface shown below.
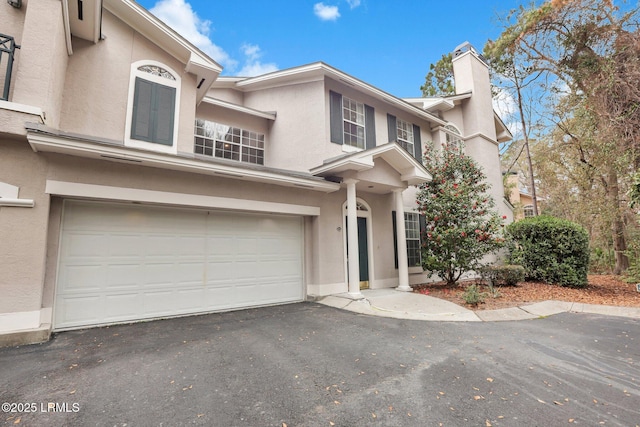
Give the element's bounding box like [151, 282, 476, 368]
[1, 303, 639, 426]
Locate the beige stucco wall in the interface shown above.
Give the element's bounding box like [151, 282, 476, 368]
[242, 80, 330, 172]
[11, 0, 68, 128]
[0, 140, 50, 314]
[59, 10, 197, 153]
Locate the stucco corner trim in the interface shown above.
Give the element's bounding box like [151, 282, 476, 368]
[0, 100, 45, 123]
[45, 180, 321, 216]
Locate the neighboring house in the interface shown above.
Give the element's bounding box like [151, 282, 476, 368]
[505, 172, 542, 220]
[0, 0, 512, 345]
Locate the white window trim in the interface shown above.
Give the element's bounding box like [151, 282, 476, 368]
[396, 118, 415, 154]
[443, 124, 463, 150]
[124, 60, 181, 155]
[342, 96, 366, 151]
[404, 210, 421, 269]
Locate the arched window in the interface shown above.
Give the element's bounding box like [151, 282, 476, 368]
[125, 60, 181, 154]
[444, 124, 463, 150]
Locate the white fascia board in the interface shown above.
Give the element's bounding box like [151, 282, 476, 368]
[400, 166, 431, 185]
[310, 156, 375, 176]
[403, 97, 455, 112]
[237, 62, 447, 126]
[0, 198, 35, 208]
[46, 180, 320, 216]
[27, 133, 339, 193]
[201, 97, 276, 120]
[61, 0, 73, 55]
[0, 101, 45, 122]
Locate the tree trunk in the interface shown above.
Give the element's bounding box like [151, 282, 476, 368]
[608, 169, 629, 274]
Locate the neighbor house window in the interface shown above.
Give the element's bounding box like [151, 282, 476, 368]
[386, 114, 422, 160]
[329, 91, 376, 150]
[194, 119, 265, 165]
[523, 204, 535, 218]
[444, 124, 463, 150]
[125, 61, 181, 154]
[405, 212, 422, 267]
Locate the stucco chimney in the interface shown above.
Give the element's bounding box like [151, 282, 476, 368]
[451, 42, 496, 140]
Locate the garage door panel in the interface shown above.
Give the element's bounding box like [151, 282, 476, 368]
[106, 264, 141, 289]
[56, 295, 104, 325]
[55, 201, 304, 330]
[60, 264, 106, 292]
[104, 293, 141, 319]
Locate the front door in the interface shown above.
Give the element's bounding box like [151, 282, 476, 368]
[346, 216, 369, 289]
[357, 217, 369, 289]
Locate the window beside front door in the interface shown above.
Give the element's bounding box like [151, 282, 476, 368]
[125, 61, 181, 154]
[393, 210, 425, 268]
[329, 90, 376, 151]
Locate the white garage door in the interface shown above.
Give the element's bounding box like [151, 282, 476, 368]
[54, 201, 304, 330]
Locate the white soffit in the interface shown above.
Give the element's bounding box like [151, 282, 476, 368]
[27, 132, 339, 193]
[201, 97, 277, 120]
[311, 143, 431, 185]
[67, 0, 103, 44]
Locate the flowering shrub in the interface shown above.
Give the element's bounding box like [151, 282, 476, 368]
[416, 142, 506, 285]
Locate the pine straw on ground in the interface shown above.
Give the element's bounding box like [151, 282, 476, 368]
[413, 275, 640, 311]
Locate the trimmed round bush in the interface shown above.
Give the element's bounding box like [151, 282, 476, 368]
[506, 216, 589, 287]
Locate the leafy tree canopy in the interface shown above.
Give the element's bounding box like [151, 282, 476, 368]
[420, 53, 455, 96]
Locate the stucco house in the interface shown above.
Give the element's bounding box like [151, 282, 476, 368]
[0, 0, 512, 345]
[504, 172, 543, 220]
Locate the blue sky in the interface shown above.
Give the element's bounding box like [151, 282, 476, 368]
[136, 0, 528, 98]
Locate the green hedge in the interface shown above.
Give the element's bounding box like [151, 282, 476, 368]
[506, 216, 589, 288]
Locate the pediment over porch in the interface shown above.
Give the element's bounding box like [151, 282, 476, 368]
[310, 143, 432, 193]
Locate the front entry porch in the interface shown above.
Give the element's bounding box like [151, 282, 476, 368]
[311, 143, 432, 298]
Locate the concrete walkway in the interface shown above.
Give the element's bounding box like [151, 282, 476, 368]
[314, 288, 640, 322]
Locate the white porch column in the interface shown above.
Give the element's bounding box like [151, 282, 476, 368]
[394, 189, 411, 291]
[345, 179, 362, 297]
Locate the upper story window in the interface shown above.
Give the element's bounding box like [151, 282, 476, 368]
[396, 118, 415, 154]
[444, 124, 463, 150]
[329, 90, 375, 151]
[343, 97, 365, 149]
[386, 114, 422, 160]
[194, 119, 265, 165]
[125, 60, 181, 154]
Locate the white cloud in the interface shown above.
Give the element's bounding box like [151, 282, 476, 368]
[492, 88, 522, 136]
[237, 44, 278, 77]
[149, 0, 237, 70]
[346, 0, 361, 9]
[314, 3, 341, 21]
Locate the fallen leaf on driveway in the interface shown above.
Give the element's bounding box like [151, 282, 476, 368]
[487, 378, 494, 382]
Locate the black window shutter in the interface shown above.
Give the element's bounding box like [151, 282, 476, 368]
[413, 124, 422, 160]
[329, 91, 343, 145]
[387, 114, 397, 144]
[392, 210, 398, 269]
[153, 84, 176, 146]
[131, 77, 153, 142]
[419, 213, 426, 245]
[365, 104, 376, 150]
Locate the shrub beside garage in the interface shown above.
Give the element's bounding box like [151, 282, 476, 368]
[506, 216, 590, 288]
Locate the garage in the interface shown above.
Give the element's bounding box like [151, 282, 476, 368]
[54, 200, 304, 330]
